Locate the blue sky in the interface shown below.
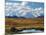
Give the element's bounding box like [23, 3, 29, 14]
[5, 1, 44, 18]
[5, 0, 44, 8]
[26, 2, 44, 8]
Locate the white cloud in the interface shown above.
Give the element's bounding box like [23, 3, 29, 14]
[5, 2, 44, 18]
[31, 7, 43, 17]
[21, 1, 27, 6]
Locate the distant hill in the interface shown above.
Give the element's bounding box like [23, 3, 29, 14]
[5, 15, 44, 18]
[5, 16, 18, 18]
[37, 16, 44, 18]
[5, 16, 25, 18]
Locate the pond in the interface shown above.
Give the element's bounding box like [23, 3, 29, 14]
[21, 29, 43, 33]
[6, 29, 44, 35]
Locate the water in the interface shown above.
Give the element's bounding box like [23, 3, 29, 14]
[21, 29, 43, 33]
[6, 29, 43, 35]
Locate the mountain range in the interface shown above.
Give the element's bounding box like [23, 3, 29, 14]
[5, 15, 44, 18]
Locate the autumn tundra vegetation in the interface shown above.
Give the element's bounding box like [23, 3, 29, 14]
[5, 18, 44, 33]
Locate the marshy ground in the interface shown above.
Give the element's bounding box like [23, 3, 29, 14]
[5, 18, 44, 34]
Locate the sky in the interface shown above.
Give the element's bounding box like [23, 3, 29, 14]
[5, 0, 44, 18]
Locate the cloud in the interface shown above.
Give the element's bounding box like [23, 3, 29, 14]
[21, 1, 28, 6]
[5, 2, 44, 18]
[31, 7, 44, 17]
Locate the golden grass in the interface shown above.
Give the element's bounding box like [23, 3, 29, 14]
[5, 18, 44, 30]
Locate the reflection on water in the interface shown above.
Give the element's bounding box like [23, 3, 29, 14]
[6, 29, 44, 35]
[21, 29, 43, 33]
